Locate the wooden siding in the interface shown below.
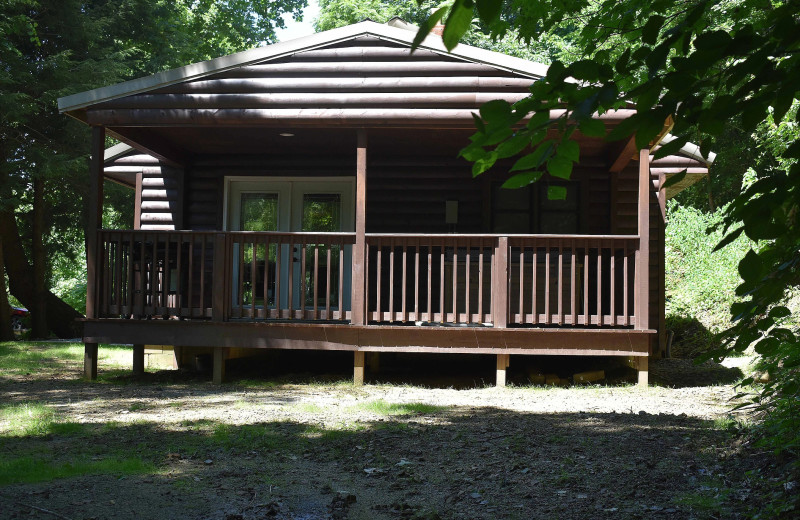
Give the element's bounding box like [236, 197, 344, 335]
[105, 152, 184, 230]
[91, 37, 539, 131]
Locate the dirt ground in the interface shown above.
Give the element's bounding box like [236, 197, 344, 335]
[0, 347, 780, 520]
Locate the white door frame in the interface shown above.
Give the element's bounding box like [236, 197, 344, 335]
[225, 177, 355, 313]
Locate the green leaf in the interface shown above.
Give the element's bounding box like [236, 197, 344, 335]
[547, 185, 567, 200]
[560, 140, 580, 162]
[475, 0, 502, 24]
[578, 118, 606, 137]
[495, 133, 530, 159]
[713, 227, 744, 252]
[738, 250, 764, 282]
[472, 151, 498, 177]
[769, 306, 791, 319]
[526, 110, 550, 131]
[547, 155, 573, 179]
[642, 15, 666, 45]
[502, 170, 543, 189]
[411, 7, 448, 51]
[442, 0, 474, 51]
[510, 142, 553, 172]
[480, 99, 512, 125]
[569, 60, 600, 82]
[661, 170, 687, 189]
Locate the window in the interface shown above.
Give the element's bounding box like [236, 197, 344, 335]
[491, 180, 580, 234]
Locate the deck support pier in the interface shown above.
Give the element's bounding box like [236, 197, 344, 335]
[496, 354, 510, 387]
[213, 347, 226, 384]
[133, 344, 145, 375]
[636, 356, 648, 387]
[354, 351, 365, 385]
[84, 343, 98, 380]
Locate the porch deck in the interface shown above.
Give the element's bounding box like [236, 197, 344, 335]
[84, 230, 653, 385]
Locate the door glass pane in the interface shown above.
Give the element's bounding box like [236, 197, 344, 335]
[302, 194, 341, 307]
[302, 193, 341, 232]
[239, 193, 278, 308]
[241, 193, 278, 231]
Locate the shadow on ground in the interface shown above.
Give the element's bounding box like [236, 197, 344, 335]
[0, 405, 752, 520]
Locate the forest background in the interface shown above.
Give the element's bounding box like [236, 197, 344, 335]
[1, 0, 798, 511]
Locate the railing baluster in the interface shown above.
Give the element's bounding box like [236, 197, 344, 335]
[427, 241, 432, 322]
[439, 244, 445, 323]
[532, 244, 538, 325]
[518, 244, 524, 324]
[583, 241, 589, 325]
[451, 238, 457, 323]
[376, 239, 382, 321]
[571, 239, 576, 325]
[477, 241, 484, 323]
[389, 238, 395, 322]
[596, 240, 602, 326]
[313, 244, 319, 320]
[464, 238, 472, 323]
[338, 238, 344, 319]
[610, 242, 616, 326]
[623, 241, 629, 326]
[557, 241, 563, 325]
[300, 240, 307, 319]
[414, 238, 420, 322]
[402, 240, 408, 322]
[276, 241, 283, 318]
[544, 239, 550, 324]
[325, 243, 331, 320]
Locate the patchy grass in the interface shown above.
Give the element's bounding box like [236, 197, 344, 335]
[0, 342, 132, 378]
[0, 402, 56, 436]
[353, 399, 446, 416]
[212, 423, 295, 452]
[0, 456, 154, 485]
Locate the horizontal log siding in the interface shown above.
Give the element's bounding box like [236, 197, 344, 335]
[612, 160, 668, 354]
[93, 38, 537, 127]
[105, 152, 183, 230]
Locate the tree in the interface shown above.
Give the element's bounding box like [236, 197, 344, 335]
[0, 0, 306, 337]
[418, 0, 800, 504]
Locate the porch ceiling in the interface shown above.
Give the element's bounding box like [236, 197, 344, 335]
[108, 126, 611, 165]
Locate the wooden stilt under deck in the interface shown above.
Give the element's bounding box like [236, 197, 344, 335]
[84, 343, 98, 380]
[354, 351, 365, 385]
[496, 354, 510, 387]
[636, 356, 648, 387]
[133, 344, 145, 375]
[213, 347, 226, 384]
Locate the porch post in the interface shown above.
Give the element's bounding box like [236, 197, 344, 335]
[351, 129, 367, 325]
[84, 125, 104, 380]
[635, 148, 650, 332]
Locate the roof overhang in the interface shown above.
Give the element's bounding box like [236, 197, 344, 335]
[58, 21, 547, 115]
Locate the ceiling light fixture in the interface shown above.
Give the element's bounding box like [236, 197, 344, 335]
[279, 132, 294, 137]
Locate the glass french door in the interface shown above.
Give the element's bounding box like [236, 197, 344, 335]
[227, 178, 354, 314]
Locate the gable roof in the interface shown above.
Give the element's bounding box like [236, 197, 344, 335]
[58, 20, 547, 114]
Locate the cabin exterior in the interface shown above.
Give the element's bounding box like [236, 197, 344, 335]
[58, 21, 711, 386]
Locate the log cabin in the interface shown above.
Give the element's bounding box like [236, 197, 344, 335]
[58, 19, 712, 386]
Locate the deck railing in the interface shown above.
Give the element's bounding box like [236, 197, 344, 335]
[94, 231, 640, 328]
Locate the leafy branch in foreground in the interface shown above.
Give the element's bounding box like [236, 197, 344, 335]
[416, 0, 800, 502]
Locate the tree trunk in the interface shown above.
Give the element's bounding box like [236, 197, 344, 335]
[31, 176, 48, 338]
[0, 207, 82, 338]
[0, 236, 14, 341]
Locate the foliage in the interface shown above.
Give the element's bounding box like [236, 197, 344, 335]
[315, 0, 576, 63]
[0, 0, 307, 323]
[421, 0, 800, 504]
[665, 200, 750, 333]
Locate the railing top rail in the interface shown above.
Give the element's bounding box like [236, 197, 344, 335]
[226, 231, 356, 237]
[366, 233, 639, 240]
[100, 229, 217, 236]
